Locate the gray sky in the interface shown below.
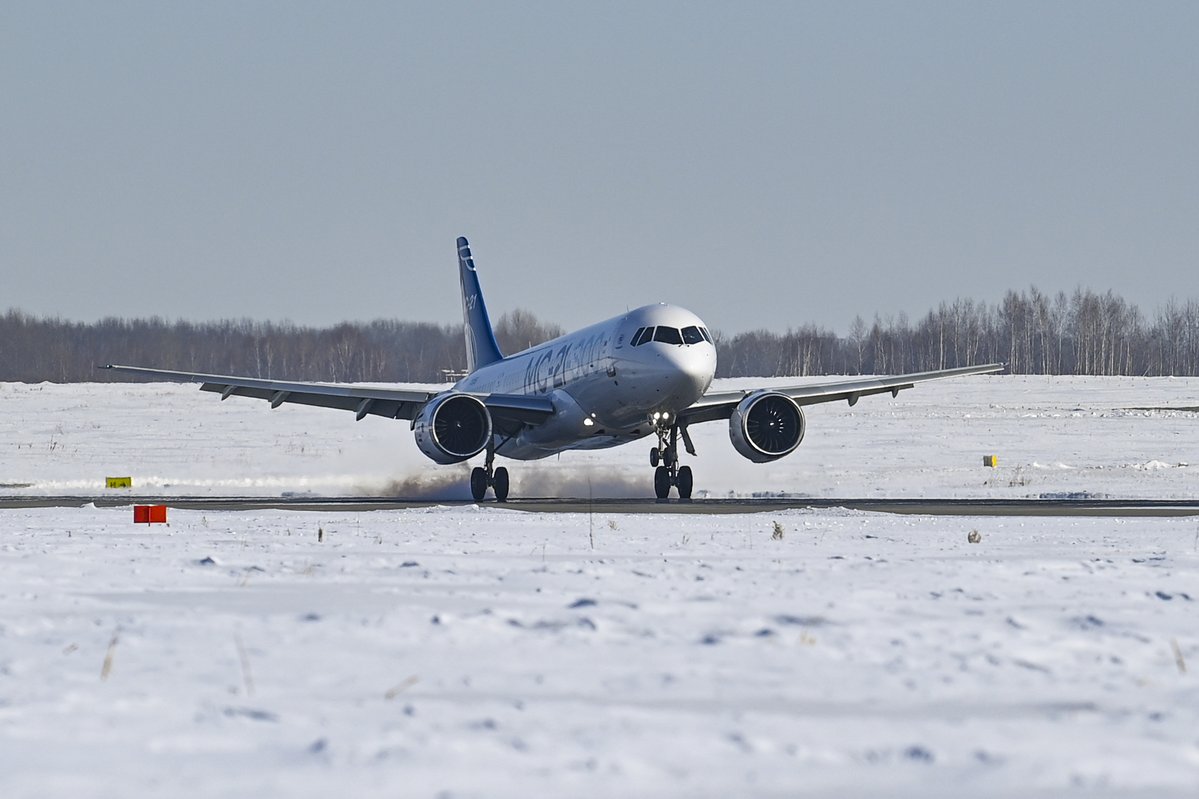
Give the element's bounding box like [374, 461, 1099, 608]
[3, 1, 1197, 336]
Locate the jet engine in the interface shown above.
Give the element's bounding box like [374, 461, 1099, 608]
[412, 393, 493, 464]
[729, 391, 805, 463]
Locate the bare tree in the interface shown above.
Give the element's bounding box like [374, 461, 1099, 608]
[9, 286, 1199, 383]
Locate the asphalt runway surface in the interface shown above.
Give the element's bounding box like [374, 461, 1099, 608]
[5, 495, 1199, 516]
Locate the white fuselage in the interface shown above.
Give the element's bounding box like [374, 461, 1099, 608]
[453, 304, 717, 459]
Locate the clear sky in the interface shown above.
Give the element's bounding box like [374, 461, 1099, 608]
[3, 1, 1196, 335]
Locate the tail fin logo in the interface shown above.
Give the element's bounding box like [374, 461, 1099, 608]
[458, 242, 478, 272]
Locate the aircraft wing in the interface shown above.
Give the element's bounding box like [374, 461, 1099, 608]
[678, 363, 1005, 425]
[101, 364, 555, 430]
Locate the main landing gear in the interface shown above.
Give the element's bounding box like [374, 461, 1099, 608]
[470, 442, 509, 502]
[650, 422, 695, 500]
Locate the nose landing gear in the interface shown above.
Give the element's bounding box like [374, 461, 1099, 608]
[650, 422, 695, 500]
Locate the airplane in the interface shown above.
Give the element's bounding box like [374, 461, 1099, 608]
[105, 237, 1003, 501]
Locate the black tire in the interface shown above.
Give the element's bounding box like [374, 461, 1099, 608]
[653, 466, 671, 499]
[493, 466, 510, 503]
[650, 448, 660, 467]
[470, 467, 488, 502]
[663, 446, 676, 468]
[676, 465, 693, 500]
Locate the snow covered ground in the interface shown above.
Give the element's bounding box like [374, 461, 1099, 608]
[1, 375, 1198, 499]
[1, 377, 1198, 796]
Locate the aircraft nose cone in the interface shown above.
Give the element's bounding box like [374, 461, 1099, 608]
[665, 345, 716, 401]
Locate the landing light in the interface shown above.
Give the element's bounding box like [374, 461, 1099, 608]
[583, 417, 594, 427]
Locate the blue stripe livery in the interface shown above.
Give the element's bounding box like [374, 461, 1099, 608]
[457, 236, 504, 373]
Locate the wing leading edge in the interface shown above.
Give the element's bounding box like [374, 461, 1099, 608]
[101, 364, 554, 431]
[678, 363, 1005, 425]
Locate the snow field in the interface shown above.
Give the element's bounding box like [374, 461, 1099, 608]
[2, 375, 1198, 499]
[1, 504, 1196, 797]
[2, 375, 1198, 795]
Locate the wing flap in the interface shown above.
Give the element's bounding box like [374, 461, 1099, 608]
[197, 382, 417, 420]
[107, 364, 436, 420]
[105, 364, 556, 430]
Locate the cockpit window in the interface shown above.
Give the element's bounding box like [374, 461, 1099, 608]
[653, 326, 683, 345]
[633, 325, 708, 346]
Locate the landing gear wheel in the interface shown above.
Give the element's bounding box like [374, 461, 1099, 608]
[470, 467, 488, 502]
[493, 467, 510, 503]
[676, 465, 693, 500]
[649, 421, 698, 500]
[654, 466, 671, 499]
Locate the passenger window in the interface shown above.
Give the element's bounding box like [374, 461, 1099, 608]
[653, 326, 683, 345]
[700, 327, 713, 343]
[632, 327, 653, 346]
[681, 326, 704, 345]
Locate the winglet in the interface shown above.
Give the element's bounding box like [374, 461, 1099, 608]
[457, 236, 503, 373]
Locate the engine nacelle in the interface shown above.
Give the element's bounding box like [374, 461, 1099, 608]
[729, 391, 806, 463]
[412, 393, 492, 465]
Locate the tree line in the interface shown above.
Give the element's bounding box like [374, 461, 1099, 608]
[3, 287, 1199, 383]
[717, 287, 1199, 378]
[0, 309, 563, 384]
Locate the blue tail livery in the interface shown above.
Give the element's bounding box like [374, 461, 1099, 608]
[457, 237, 504, 373]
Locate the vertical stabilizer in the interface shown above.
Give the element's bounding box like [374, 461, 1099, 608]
[457, 237, 504, 373]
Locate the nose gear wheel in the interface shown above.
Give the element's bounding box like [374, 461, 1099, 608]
[650, 422, 694, 500]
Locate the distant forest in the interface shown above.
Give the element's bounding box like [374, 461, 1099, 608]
[4, 287, 1199, 382]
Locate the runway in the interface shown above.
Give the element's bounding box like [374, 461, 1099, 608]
[5, 495, 1199, 516]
